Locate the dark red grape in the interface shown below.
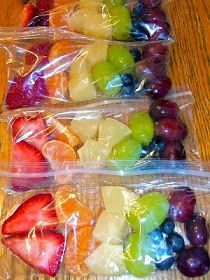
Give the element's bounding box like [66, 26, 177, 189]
[135, 58, 167, 80]
[155, 118, 187, 142]
[143, 8, 166, 22]
[148, 21, 171, 41]
[177, 247, 210, 277]
[146, 76, 172, 98]
[185, 215, 208, 246]
[149, 99, 180, 120]
[142, 43, 169, 59]
[168, 187, 196, 223]
[142, 0, 161, 8]
[161, 141, 186, 160]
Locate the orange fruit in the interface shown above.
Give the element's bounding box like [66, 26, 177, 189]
[42, 140, 77, 162]
[55, 185, 95, 228]
[49, 5, 70, 28]
[45, 114, 80, 147]
[46, 72, 68, 104]
[53, 0, 74, 8]
[64, 226, 96, 276]
[49, 39, 81, 61]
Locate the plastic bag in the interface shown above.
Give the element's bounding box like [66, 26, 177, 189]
[19, 0, 174, 43]
[0, 161, 209, 279]
[1, 33, 172, 109]
[0, 92, 199, 191]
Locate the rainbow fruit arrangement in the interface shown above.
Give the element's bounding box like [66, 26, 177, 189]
[10, 98, 187, 190]
[21, 0, 171, 42]
[6, 40, 171, 109]
[1, 185, 209, 277]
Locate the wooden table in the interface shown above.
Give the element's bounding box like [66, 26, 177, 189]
[0, 0, 209, 162]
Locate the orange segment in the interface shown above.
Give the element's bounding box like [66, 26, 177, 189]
[45, 114, 80, 147]
[64, 226, 96, 276]
[49, 5, 70, 27]
[42, 140, 77, 161]
[46, 72, 68, 104]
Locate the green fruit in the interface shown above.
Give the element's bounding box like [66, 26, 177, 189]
[92, 61, 122, 96]
[124, 232, 155, 277]
[127, 192, 169, 233]
[104, 0, 125, 8]
[110, 136, 142, 168]
[109, 6, 132, 41]
[129, 111, 154, 146]
[107, 45, 135, 74]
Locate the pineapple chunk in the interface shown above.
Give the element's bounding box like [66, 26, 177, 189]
[79, 0, 102, 12]
[68, 9, 84, 33]
[85, 243, 126, 276]
[78, 139, 111, 161]
[83, 41, 108, 67]
[101, 186, 138, 216]
[99, 118, 131, 149]
[93, 210, 127, 244]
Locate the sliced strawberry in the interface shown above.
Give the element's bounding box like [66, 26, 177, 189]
[20, 3, 37, 27]
[2, 193, 57, 235]
[36, 0, 54, 14]
[2, 231, 65, 277]
[11, 142, 48, 191]
[12, 114, 48, 152]
[25, 43, 52, 65]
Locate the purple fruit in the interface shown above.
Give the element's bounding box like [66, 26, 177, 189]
[147, 76, 171, 98]
[142, 0, 161, 8]
[168, 187, 196, 223]
[177, 247, 210, 277]
[142, 43, 169, 59]
[143, 8, 166, 22]
[149, 99, 180, 120]
[155, 118, 187, 142]
[148, 21, 171, 41]
[161, 141, 186, 160]
[185, 215, 208, 246]
[135, 58, 167, 80]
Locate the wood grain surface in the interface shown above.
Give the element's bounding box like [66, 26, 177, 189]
[0, 0, 209, 163]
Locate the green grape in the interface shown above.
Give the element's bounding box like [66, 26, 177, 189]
[127, 192, 169, 233]
[109, 6, 132, 41]
[124, 232, 155, 277]
[92, 61, 122, 96]
[129, 111, 154, 146]
[107, 45, 135, 74]
[110, 136, 142, 169]
[103, 0, 125, 8]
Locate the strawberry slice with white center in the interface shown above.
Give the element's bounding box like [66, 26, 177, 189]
[11, 142, 48, 191]
[2, 193, 58, 235]
[12, 114, 49, 152]
[2, 231, 65, 277]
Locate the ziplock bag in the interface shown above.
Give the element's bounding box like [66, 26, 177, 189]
[0, 92, 199, 191]
[1, 32, 171, 110]
[0, 161, 209, 279]
[19, 0, 174, 43]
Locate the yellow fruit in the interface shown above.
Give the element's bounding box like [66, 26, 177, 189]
[83, 41, 108, 67]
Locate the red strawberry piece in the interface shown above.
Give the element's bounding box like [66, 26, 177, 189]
[11, 142, 48, 191]
[2, 193, 57, 235]
[20, 3, 37, 27]
[36, 0, 54, 14]
[6, 71, 48, 110]
[25, 43, 52, 65]
[12, 114, 48, 151]
[2, 231, 65, 277]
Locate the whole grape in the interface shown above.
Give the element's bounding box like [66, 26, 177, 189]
[142, 43, 169, 59]
[161, 141, 186, 160]
[149, 99, 180, 121]
[185, 215, 208, 246]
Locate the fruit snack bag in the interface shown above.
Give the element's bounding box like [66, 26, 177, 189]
[0, 91, 198, 191]
[0, 161, 209, 278]
[20, 0, 174, 43]
[1, 33, 172, 110]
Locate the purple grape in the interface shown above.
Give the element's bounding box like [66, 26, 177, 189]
[142, 0, 161, 8]
[146, 76, 172, 98]
[149, 99, 180, 120]
[135, 58, 167, 80]
[177, 247, 210, 277]
[142, 43, 169, 59]
[161, 141, 186, 160]
[155, 118, 188, 142]
[168, 187, 196, 223]
[148, 21, 171, 41]
[185, 215, 208, 246]
[143, 8, 166, 22]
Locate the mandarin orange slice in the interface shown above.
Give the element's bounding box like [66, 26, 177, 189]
[49, 5, 70, 27]
[64, 226, 96, 276]
[55, 185, 95, 227]
[46, 72, 68, 104]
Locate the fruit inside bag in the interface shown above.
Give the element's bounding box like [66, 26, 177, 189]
[2, 36, 172, 109]
[20, 0, 174, 43]
[1, 92, 199, 191]
[0, 163, 209, 278]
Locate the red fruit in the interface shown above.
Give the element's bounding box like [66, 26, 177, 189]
[2, 193, 57, 235]
[6, 73, 48, 110]
[11, 142, 48, 191]
[37, 0, 54, 13]
[25, 43, 52, 65]
[2, 231, 65, 277]
[12, 114, 48, 151]
[20, 3, 37, 27]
